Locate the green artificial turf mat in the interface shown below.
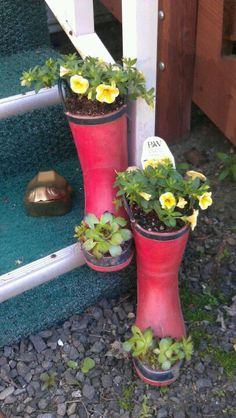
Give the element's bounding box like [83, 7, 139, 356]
[0, 0, 50, 57]
[0, 105, 75, 177]
[0, 158, 84, 275]
[0, 261, 136, 347]
[0, 47, 59, 99]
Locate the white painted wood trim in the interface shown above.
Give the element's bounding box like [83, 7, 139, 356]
[66, 0, 94, 36]
[0, 244, 85, 303]
[45, 0, 114, 63]
[0, 87, 60, 119]
[122, 0, 158, 166]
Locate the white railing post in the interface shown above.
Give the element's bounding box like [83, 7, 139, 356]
[122, 0, 158, 166]
[66, 0, 94, 36]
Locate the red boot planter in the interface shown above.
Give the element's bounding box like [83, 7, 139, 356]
[133, 222, 190, 339]
[59, 80, 128, 218]
[132, 223, 189, 386]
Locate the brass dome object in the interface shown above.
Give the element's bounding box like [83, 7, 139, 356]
[24, 170, 73, 216]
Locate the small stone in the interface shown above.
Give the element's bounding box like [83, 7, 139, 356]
[57, 403, 67, 416]
[71, 389, 82, 398]
[0, 386, 15, 400]
[157, 408, 168, 418]
[196, 378, 212, 390]
[90, 341, 105, 354]
[38, 330, 53, 339]
[173, 410, 186, 418]
[38, 398, 49, 409]
[30, 335, 47, 353]
[37, 414, 56, 418]
[67, 402, 77, 416]
[82, 383, 95, 400]
[91, 307, 103, 320]
[101, 374, 113, 388]
[17, 361, 30, 377]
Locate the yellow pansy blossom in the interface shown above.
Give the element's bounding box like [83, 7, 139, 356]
[198, 192, 213, 210]
[96, 84, 119, 104]
[21, 79, 27, 86]
[139, 192, 152, 201]
[70, 75, 89, 94]
[177, 197, 188, 209]
[186, 170, 206, 182]
[60, 66, 71, 77]
[186, 209, 199, 231]
[143, 157, 172, 169]
[159, 192, 176, 209]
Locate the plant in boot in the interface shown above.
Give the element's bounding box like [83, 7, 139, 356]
[74, 212, 132, 259]
[123, 326, 193, 372]
[115, 160, 213, 232]
[122, 325, 153, 359]
[21, 55, 154, 115]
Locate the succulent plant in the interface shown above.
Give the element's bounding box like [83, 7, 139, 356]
[123, 325, 153, 359]
[74, 212, 132, 259]
[123, 326, 193, 371]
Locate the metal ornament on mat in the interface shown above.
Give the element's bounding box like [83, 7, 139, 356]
[24, 170, 73, 216]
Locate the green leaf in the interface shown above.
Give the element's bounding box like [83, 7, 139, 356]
[159, 338, 173, 351]
[162, 360, 171, 370]
[67, 360, 78, 369]
[110, 232, 123, 245]
[217, 152, 229, 162]
[122, 341, 132, 352]
[81, 357, 95, 373]
[109, 245, 122, 257]
[82, 239, 96, 252]
[96, 241, 110, 253]
[100, 212, 114, 224]
[115, 216, 127, 227]
[218, 169, 229, 181]
[85, 213, 99, 228]
[119, 228, 132, 241]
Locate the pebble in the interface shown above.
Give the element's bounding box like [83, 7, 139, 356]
[0, 386, 15, 400]
[82, 383, 95, 400]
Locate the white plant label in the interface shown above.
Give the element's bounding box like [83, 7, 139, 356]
[141, 136, 176, 169]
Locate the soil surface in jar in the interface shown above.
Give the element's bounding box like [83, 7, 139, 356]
[131, 203, 186, 233]
[65, 95, 125, 117]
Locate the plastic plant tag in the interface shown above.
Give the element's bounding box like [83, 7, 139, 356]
[141, 136, 175, 169]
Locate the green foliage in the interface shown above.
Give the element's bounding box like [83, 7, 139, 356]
[217, 151, 236, 182]
[21, 55, 155, 107]
[67, 360, 78, 370]
[153, 336, 193, 370]
[40, 372, 56, 390]
[123, 326, 193, 371]
[115, 162, 212, 231]
[74, 212, 132, 259]
[139, 395, 152, 418]
[117, 384, 134, 411]
[80, 357, 95, 373]
[180, 283, 218, 322]
[123, 325, 153, 358]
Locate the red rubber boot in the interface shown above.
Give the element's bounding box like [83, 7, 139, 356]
[66, 106, 128, 218]
[133, 223, 190, 340]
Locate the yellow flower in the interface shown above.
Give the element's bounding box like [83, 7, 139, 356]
[198, 192, 213, 210]
[159, 192, 176, 209]
[186, 170, 206, 182]
[143, 157, 172, 169]
[177, 197, 188, 209]
[96, 84, 119, 104]
[21, 79, 27, 86]
[139, 192, 152, 201]
[60, 66, 71, 77]
[186, 209, 199, 231]
[70, 75, 89, 94]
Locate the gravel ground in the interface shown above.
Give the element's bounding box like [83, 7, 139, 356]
[0, 109, 236, 418]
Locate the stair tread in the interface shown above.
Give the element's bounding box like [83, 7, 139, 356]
[0, 159, 84, 275]
[0, 47, 58, 100]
